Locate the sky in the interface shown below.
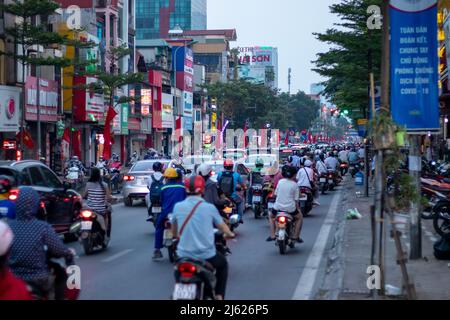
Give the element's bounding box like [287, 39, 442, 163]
[207, 0, 340, 94]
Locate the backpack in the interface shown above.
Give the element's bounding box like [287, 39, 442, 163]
[149, 175, 164, 205]
[218, 171, 235, 197]
[433, 237, 450, 260]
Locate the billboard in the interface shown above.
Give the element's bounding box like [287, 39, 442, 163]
[173, 46, 194, 92]
[238, 65, 266, 84]
[0, 86, 21, 132]
[162, 93, 174, 129]
[390, 0, 440, 131]
[25, 77, 59, 122]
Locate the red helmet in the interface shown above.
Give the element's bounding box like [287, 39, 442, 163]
[184, 176, 206, 195]
[224, 159, 234, 168]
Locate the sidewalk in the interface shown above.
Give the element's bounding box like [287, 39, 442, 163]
[316, 177, 450, 300]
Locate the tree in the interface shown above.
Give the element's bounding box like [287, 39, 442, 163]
[313, 0, 382, 121]
[0, 0, 95, 155]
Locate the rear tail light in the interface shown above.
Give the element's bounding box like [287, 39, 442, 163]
[278, 216, 287, 224]
[81, 210, 93, 219]
[178, 262, 197, 278]
[8, 189, 19, 201]
[123, 175, 135, 182]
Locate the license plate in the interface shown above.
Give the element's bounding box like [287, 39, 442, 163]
[81, 221, 93, 231]
[320, 178, 326, 183]
[152, 207, 162, 214]
[300, 195, 307, 201]
[253, 196, 261, 203]
[329, 179, 334, 184]
[163, 229, 173, 240]
[173, 283, 197, 300]
[268, 202, 274, 209]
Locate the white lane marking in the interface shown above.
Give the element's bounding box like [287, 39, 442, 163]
[292, 191, 342, 300]
[102, 249, 134, 263]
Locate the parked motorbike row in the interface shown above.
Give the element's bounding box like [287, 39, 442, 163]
[388, 159, 450, 240]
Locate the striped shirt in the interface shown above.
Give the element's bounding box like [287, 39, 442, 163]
[86, 182, 107, 214]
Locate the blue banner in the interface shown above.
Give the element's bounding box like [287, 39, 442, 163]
[390, 0, 439, 131]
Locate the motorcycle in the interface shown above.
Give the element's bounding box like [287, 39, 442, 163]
[109, 167, 123, 194]
[421, 187, 448, 220]
[349, 162, 360, 178]
[327, 170, 337, 191]
[251, 183, 263, 219]
[28, 251, 79, 300]
[318, 173, 329, 194]
[66, 165, 82, 190]
[340, 162, 349, 176]
[69, 206, 111, 255]
[433, 202, 450, 239]
[163, 214, 178, 263]
[265, 190, 276, 217]
[172, 230, 231, 300]
[222, 204, 240, 232]
[299, 187, 313, 216]
[274, 211, 296, 255]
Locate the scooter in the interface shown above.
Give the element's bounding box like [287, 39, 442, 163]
[318, 173, 329, 194]
[163, 214, 178, 263]
[69, 205, 111, 255]
[340, 162, 349, 176]
[274, 211, 296, 255]
[299, 187, 314, 216]
[251, 183, 264, 219]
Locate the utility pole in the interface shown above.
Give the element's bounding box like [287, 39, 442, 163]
[37, 65, 41, 160]
[288, 68, 292, 95]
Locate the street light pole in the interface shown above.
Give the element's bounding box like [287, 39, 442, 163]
[36, 64, 41, 160]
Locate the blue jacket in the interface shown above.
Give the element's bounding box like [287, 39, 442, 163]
[8, 187, 72, 282]
[161, 181, 187, 217]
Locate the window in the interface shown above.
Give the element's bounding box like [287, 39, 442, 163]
[28, 166, 47, 187]
[19, 169, 32, 186]
[40, 167, 62, 189]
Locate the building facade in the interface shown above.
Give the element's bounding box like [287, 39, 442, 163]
[136, 0, 207, 40]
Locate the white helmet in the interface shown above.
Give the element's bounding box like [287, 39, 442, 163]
[0, 221, 13, 256]
[197, 164, 213, 177]
[304, 160, 313, 168]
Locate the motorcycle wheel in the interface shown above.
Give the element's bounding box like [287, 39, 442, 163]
[82, 235, 94, 255]
[254, 205, 261, 219]
[278, 240, 287, 255]
[433, 209, 450, 239]
[168, 245, 177, 263]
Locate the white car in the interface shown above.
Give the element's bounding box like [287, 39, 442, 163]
[183, 155, 213, 172]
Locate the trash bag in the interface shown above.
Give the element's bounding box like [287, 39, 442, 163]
[433, 237, 450, 260]
[346, 208, 362, 220]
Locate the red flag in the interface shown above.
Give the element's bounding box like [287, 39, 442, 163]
[103, 106, 117, 160]
[74, 130, 82, 159]
[16, 128, 34, 149]
[62, 128, 71, 143]
[284, 131, 289, 146]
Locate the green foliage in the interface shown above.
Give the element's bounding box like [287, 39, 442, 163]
[313, 0, 382, 121]
[205, 80, 319, 130]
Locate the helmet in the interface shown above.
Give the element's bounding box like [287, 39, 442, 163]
[224, 159, 234, 169]
[152, 162, 164, 172]
[71, 156, 79, 161]
[197, 164, 213, 177]
[0, 220, 13, 256]
[319, 153, 325, 161]
[0, 175, 14, 194]
[255, 158, 264, 168]
[287, 156, 293, 163]
[281, 165, 296, 179]
[304, 160, 313, 168]
[185, 175, 206, 194]
[164, 167, 179, 179]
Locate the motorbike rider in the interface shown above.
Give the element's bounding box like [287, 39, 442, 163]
[217, 159, 245, 224]
[129, 151, 139, 166]
[348, 148, 359, 165]
[297, 160, 320, 206]
[197, 164, 230, 210]
[338, 147, 349, 165]
[153, 168, 186, 261]
[8, 187, 75, 295]
[291, 151, 301, 168]
[247, 158, 265, 208]
[325, 152, 339, 172]
[146, 162, 165, 222]
[267, 165, 303, 243]
[263, 161, 280, 205]
[0, 175, 16, 220]
[171, 176, 235, 300]
[83, 167, 113, 239]
[316, 154, 328, 176]
[0, 221, 32, 300]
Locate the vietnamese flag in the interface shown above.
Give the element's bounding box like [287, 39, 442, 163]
[62, 128, 71, 143]
[103, 106, 117, 160]
[16, 128, 34, 149]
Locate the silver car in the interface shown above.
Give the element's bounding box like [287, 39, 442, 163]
[122, 160, 170, 207]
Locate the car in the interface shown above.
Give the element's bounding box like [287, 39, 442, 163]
[183, 155, 213, 172]
[207, 160, 251, 185]
[0, 160, 83, 240]
[122, 160, 171, 207]
[223, 149, 247, 162]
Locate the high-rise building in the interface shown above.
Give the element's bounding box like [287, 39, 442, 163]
[136, 0, 207, 40]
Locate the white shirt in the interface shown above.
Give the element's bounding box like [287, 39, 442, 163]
[316, 160, 328, 175]
[338, 150, 349, 163]
[325, 157, 339, 171]
[274, 179, 299, 213]
[296, 167, 315, 188]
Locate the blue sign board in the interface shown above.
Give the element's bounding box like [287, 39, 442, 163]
[390, 0, 439, 132]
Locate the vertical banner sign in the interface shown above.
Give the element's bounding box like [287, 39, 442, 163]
[390, 0, 440, 131]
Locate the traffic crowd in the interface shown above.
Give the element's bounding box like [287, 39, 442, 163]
[0, 142, 366, 300]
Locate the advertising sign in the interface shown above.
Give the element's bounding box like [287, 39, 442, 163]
[0, 86, 21, 132]
[162, 93, 174, 129]
[85, 77, 105, 123]
[141, 88, 152, 116]
[183, 91, 193, 117]
[390, 0, 440, 131]
[238, 65, 266, 84]
[25, 77, 58, 122]
[121, 103, 129, 135]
